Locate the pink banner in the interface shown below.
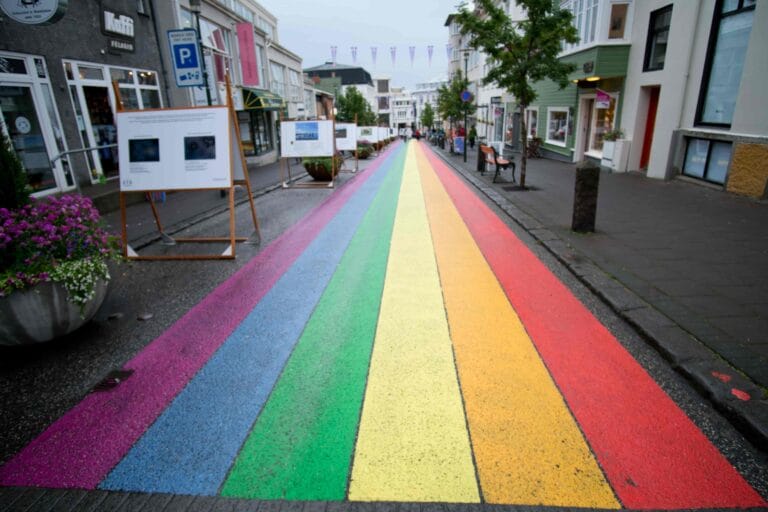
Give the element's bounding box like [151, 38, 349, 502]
[236, 22, 259, 86]
[596, 89, 611, 109]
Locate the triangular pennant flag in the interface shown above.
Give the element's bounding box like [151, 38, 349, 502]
[331, 46, 337, 67]
[427, 45, 434, 67]
[390, 46, 397, 66]
[351, 46, 358, 63]
[409, 46, 415, 67]
[371, 46, 377, 67]
[446, 44, 452, 60]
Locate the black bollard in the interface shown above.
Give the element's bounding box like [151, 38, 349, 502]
[476, 144, 485, 173]
[571, 161, 600, 232]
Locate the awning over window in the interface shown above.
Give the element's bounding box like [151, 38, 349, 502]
[242, 88, 285, 110]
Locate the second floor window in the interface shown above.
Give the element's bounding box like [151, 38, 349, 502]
[644, 5, 672, 71]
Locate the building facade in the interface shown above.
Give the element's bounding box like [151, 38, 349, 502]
[412, 77, 447, 130]
[621, 0, 767, 197]
[0, 0, 166, 195]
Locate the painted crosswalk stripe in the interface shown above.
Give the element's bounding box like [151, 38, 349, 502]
[220, 145, 406, 500]
[348, 143, 479, 503]
[416, 144, 619, 508]
[99, 144, 406, 496]
[421, 143, 766, 510]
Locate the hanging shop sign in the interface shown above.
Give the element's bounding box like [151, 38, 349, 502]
[596, 89, 611, 109]
[0, 0, 67, 25]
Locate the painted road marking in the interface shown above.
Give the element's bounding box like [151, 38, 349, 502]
[220, 145, 406, 500]
[416, 145, 620, 508]
[421, 143, 766, 509]
[99, 144, 405, 495]
[0, 142, 401, 491]
[348, 143, 479, 503]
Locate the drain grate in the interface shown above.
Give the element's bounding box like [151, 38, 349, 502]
[93, 369, 134, 392]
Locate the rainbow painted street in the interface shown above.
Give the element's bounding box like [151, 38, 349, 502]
[0, 141, 764, 509]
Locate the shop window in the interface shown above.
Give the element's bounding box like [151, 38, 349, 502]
[110, 68, 134, 84]
[644, 5, 672, 71]
[608, 3, 629, 39]
[696, 0, 755, 126]
[78, 66, 104, 80]
[682, 138, 732, 184]
[524, 108, 538, 139]
[0, 56, 27, 74]
[141, 90, 161, 109]
[546, 107, 569, 147]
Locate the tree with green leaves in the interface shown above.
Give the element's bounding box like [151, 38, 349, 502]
[420, 103, 436, 131]
[437, 73, 476, 130]
[455, 0, 578, 188]
[335, 86, 377, 125]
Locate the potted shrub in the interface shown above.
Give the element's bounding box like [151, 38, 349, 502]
[302, 154, 342, 181]
[0, 196, 121, 346]
[602, 128, 624, 159]
[357, 139, 373, 160]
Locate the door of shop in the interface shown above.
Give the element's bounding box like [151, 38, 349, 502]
[0, 84, 57, 193]
[82, 86, 118, 178]
[640, 87, 660, 170]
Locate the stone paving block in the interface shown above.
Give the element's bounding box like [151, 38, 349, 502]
[723, 399, 768, 452]
[528, 228, 559, 242]
[162, 494, 197, 512]
[43, 490, 89, 511]
[137, 493, 174, 512]
[32, 489, 81, 512]
[4, 488, 45, 511]
[71, 490, 108, 512]
[0, 487, 22, 510]
[595, 285, 648, 312]
[324, 501, 355, 512]
[95, 491, 130, 510]
[638, 324, 714, 367]
[677, 359, 763, 404]
[208, 496, 238, 512]
[623, 306, 677, 337]
[301, 500, 328, 512]
[188, 495, 222, 511]
[114, 491, 154, 512]
[231, 498, 262, 512]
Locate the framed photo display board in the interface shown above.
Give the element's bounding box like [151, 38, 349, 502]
[280, 120, 335, 157]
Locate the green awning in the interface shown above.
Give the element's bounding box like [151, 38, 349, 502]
[242, 88, 286, 110]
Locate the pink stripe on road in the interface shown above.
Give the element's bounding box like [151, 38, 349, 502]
[0, 143, 400, 489]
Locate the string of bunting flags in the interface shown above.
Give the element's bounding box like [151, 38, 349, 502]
[328, 44, 451, 67]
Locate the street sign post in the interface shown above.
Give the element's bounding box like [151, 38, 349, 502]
[168, 29, 204, 87]
[460, 90, 473, 103]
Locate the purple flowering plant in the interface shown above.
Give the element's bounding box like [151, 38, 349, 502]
[0, 194, 121, 311]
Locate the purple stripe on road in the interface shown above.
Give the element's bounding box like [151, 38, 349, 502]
[0, 143, 400, 489]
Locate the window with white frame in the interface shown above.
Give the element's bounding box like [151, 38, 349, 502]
[524, 107, 539, 139]
[269, 61, 285, 96]
[546, 107, 569, 146]
[561, 0, 598, 50]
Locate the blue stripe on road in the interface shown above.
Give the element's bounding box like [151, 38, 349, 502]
[99, 144, 405, 496]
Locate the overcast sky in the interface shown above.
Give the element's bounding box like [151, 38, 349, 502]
[260, 0, 457, 90]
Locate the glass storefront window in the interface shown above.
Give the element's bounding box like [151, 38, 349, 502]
[682, 138, 732, 184]
[141, 89, 161, 108]
[546, 108, 569, 146]
[698, 3, 754, 125]
[78, 66, 104, 80]
[644, 5, 672, 71]
[525, 108, 538, 139]
[138, 70, 157, 86]
[120, 88, 140, 110]
[0, 57, 27, 74]
[591, 96, 616, 152]
[111, 68, 134, 84]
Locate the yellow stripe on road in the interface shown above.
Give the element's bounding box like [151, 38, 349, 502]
[348, 143, 480, 503]
[415, 144, 619, 508]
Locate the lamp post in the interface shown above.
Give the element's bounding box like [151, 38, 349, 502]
[189, 0, 212, 106]
[462, 48, 471, 163]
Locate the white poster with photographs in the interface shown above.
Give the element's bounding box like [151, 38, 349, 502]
[117, 107, 232, 191]
[357, 126, 378, 143]
[377, 127, 389, 142]
[335, 123, 357, 151]
[280, 120, 335, 157]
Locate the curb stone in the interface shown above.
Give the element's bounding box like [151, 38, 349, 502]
[433, 147, 768, 453]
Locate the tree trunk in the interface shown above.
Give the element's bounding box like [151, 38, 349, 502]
[519, 104, 528, 189]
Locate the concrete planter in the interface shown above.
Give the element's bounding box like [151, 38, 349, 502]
[0, 279, 108, 345]
[601, 139, 631, 172]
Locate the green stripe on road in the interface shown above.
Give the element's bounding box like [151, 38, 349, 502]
[220, 147, 407, 500]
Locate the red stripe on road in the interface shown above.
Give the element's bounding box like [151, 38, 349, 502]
[422, 145, 765, 510]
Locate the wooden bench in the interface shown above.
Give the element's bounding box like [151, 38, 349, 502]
[480, 144, 515, 183]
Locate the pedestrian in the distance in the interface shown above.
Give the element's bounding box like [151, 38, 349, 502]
[469, 125, 477, 149]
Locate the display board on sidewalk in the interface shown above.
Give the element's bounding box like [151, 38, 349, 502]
[335, 122, 357, 151]
[357, 126, 379, 143]
[117, 107, 231, 191]
[377, 127, 389, 142]
[280, 120, 335, 157]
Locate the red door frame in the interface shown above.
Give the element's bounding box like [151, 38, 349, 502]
[640, 87, 660, 170]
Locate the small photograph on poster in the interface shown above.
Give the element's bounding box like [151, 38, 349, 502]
[335, 127, 347, 138]
[184, 136, 216, 160]
[360, 127, 373, 137]
[296, 122, 319, 141]
[129, 138, 160, 162]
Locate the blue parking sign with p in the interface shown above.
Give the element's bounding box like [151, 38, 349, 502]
[168, 29, 204, 87]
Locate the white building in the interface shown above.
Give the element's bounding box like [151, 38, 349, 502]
[620, 0, 767, 197]
[390, 87, 416, 130]
[412, 77, 447, 130]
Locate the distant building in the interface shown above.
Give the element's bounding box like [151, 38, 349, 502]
[412, 77, 447, 130]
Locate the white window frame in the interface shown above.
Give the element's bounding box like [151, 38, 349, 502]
[546, 107, 569, 147]
[524, 107, 539, 140]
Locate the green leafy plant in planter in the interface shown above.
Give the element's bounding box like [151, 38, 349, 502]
[357, 139, 373, 159]
[602, 128, 624, 141]
[302, 153, 342, 181]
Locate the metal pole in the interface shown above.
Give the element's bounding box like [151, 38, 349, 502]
[463, 52, 468, 163]
[192, 5, 212, 106]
